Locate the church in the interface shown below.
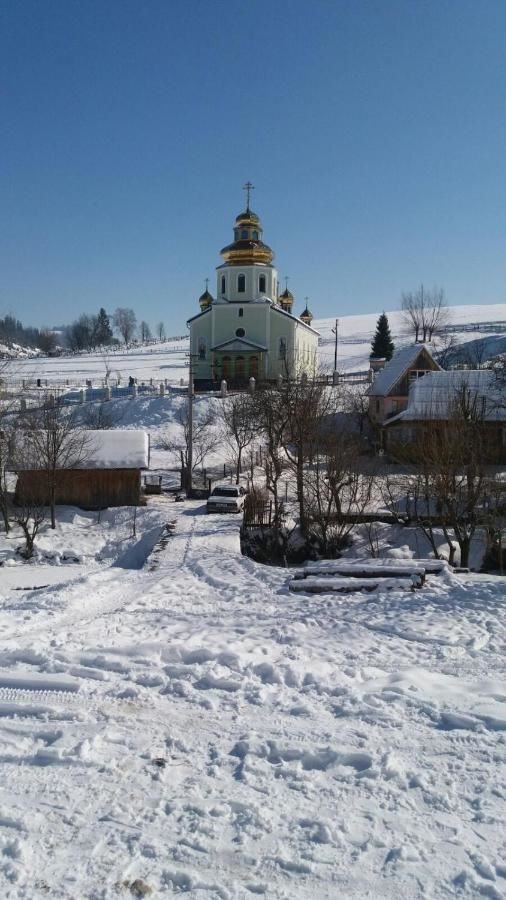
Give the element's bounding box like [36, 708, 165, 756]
[188, 185, 319, 390]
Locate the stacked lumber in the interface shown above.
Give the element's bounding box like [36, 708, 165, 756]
[288, 557, 448, 595]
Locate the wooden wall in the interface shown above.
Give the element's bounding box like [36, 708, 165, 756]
[15, 468, 143, 509]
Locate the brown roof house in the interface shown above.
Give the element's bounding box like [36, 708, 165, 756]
[383, 369, 506, 463]
[14, 430, 150, 510]
[367, 344, 441, 427]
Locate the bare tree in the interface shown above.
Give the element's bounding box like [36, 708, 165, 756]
[219, 393, 256, 484]
[0, 422, 15, 533]
[249, 386, 290, 527]
[280, 378, 340, 536]
[38, 328, 57, 355]
[160, 402, 221, 487]
[384, 382, 491, 567]
[13, 498, 46, 559]
[401, 284, 450, 343]
[157, 321, 165, 341]
[113, 308, 137, 345]
[304, 433, 373, 556]
[140, 321, 152, 342]
[15, 397, 92, 529]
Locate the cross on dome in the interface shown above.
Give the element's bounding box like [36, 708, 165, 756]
[243, 181, 255, 209]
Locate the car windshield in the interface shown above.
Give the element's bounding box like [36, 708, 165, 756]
[211, 487, 239, 497]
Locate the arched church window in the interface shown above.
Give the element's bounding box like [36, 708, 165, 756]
[259, 274, 266, 293]
[238, 308, 243, 317]
[221, 275, 226, 295]
[241, 230, 248, 240]
[238, 274, 246, 293]
[198, 338, 206, 360]
[252, 230, 259, 240]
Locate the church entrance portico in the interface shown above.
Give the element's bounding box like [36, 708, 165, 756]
[212, 350, 264, 385]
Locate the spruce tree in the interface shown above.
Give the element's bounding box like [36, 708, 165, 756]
[370, 312, 394, 360]
[95, 308, 113, 346]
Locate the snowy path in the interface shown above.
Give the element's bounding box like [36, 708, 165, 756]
[0, 505, 504, 898]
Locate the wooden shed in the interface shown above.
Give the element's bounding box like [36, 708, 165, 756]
[14, 430, 150, 509]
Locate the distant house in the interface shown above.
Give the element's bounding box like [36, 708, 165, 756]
[367, 344, 441, 426]
[14, 430, 150, 509]
[383, 370, 506, 462]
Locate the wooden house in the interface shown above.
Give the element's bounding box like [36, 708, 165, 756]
[383, 370, 506, 463]
[14, 430, 150, 509]
[367, 344, 441, 426]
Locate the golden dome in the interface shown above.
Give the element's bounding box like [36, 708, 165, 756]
[235, 208, 261, 225]
[198, 288, 213, 311]
[220, 207, 274, 267]
[300, 304, 313, 325]
[279, 287, 294, 310]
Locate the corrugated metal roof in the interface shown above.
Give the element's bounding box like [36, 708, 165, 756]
[386, 369, 506, 422]
[367, 344, 439, 396]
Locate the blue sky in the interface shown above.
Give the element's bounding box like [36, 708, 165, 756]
[1, 0, 506, 332]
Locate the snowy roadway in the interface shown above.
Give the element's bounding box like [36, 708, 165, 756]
[0, 503, 505, 898]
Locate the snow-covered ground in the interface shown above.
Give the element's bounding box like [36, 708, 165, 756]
[1, 313, 505, 898]
[0, 499, 505, 898]
[4, 302, 506, 388]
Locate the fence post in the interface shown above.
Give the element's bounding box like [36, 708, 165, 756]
[249, 376, 256, 393]
[105, 386, 111, 401]
[79, 389, 84, 404]
[131, 383, 137, 398]
[159, 382, 165, 396]
[221, 379, 227, 397]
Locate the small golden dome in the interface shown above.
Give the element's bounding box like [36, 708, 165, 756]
[199, 288, 213, 311]
[235, 208, 260, 225]
[279, 287, 294, 310]
[300, 305, 313, 325]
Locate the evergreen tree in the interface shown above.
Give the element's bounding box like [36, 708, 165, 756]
[370, 313, 394, 360]
[94, 308, 113, 346]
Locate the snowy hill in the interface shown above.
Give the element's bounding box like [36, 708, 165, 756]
[315, 302, 506, 372]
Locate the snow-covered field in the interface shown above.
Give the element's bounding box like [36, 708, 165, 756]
[0, 308, 505, 899]
[5, 302, 506, 388]
[0, 499, 505, 898]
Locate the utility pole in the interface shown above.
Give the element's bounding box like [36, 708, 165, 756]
[331, 318, 339, 374]
[187, 351, 194, 496]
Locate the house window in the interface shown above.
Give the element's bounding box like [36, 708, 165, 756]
[221, 275, 226, 294]
[279, 337, 287, 359]
[238, 308, 243, 317]
[236, 328, 245, 338]
[238, 274, 246, 293]
[259, 274, 266, 293]
[198, 338, 206, 360]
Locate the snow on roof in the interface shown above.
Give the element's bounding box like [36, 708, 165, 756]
[15, 430, 150, 471]
[367, 344, 439, 396]
[387, 369, 506, 423]
[80, 430, 150, 469]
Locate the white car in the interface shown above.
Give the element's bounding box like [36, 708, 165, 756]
[206, 484, 247, 513]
